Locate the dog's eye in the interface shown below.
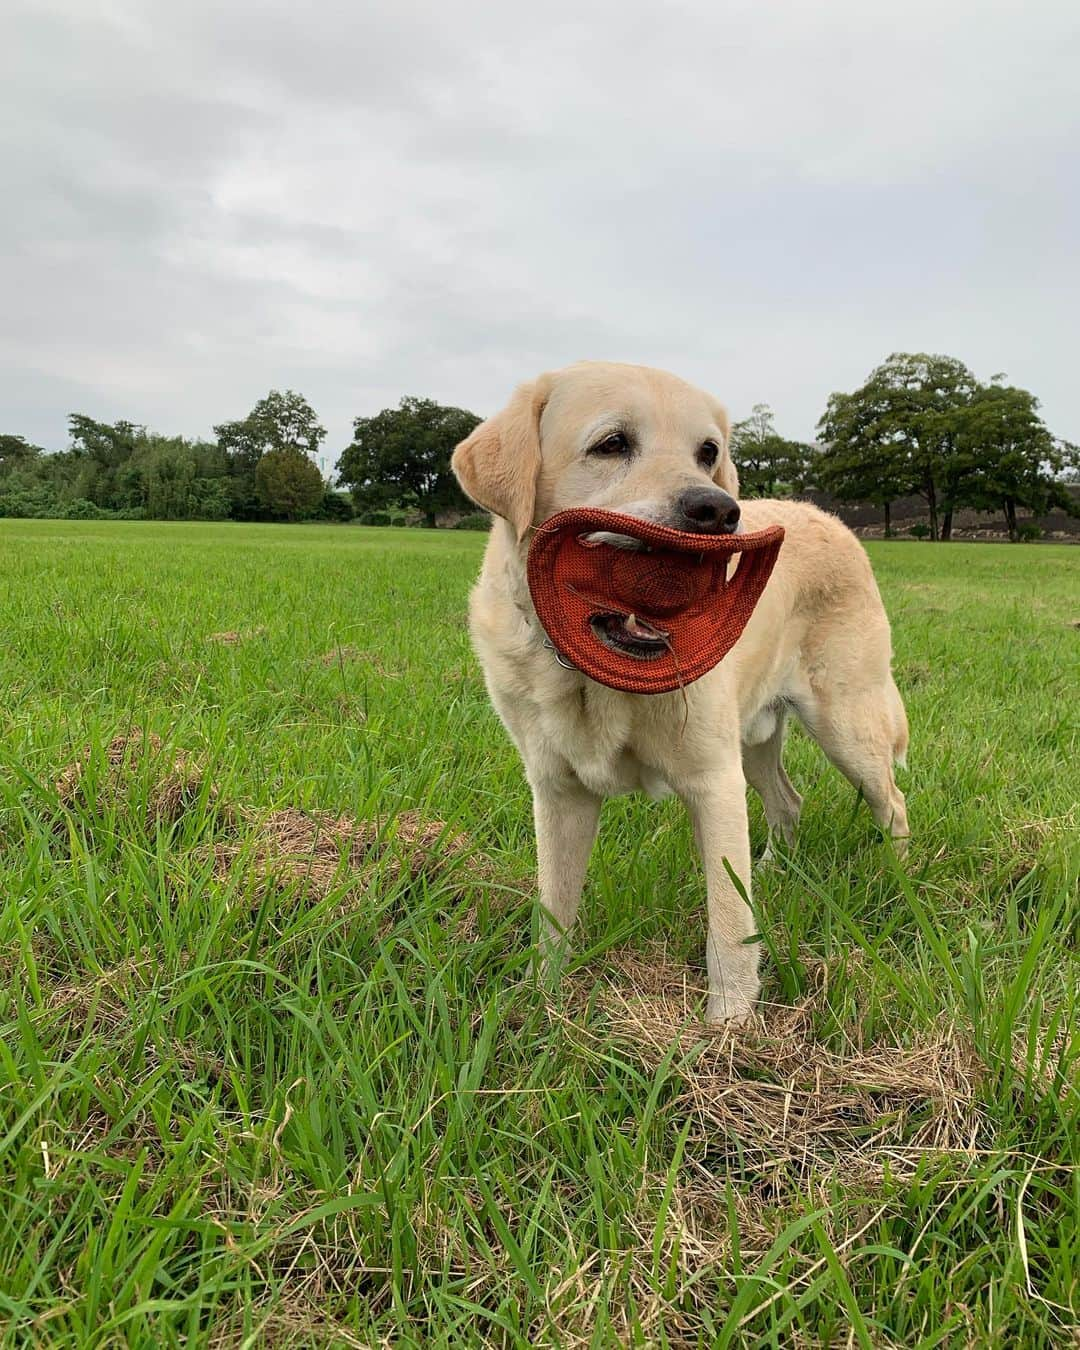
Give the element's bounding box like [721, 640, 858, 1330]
[698, 439, 720, 469]
[588, 431, 631, 457]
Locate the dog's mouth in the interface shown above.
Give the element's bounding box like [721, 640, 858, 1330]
[590, 612, 670, 659]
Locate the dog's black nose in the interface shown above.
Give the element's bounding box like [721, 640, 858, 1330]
[676, 487, 741, 534]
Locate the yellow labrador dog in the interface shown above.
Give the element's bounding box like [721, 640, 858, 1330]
[452, 362, 908, 1024]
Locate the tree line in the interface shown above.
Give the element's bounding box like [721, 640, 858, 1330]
[813, 353, 1077, 541]
[731, 354, 1077, 541]
[0, 388, 482, 527]
[2, 352, 1075, 539]
[1, 392, 341, 524]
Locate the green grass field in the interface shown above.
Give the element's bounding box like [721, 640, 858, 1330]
[1, 518, 1077, 1348]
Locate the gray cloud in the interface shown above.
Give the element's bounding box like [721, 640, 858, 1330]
[2, 0, 1077, 461]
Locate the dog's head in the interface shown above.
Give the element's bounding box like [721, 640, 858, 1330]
[451, 362, 740, 545]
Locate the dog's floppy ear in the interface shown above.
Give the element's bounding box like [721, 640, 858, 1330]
[710, 404, 740, 498]
[452, 376, 552, 540]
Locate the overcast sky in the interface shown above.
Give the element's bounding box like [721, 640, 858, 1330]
[3, 0, 1078, 465]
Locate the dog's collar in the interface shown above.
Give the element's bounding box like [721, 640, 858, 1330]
[515, 598, 581, 673]
[542, 634, 578, 671]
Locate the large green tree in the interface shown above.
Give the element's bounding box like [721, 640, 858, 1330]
[0, 436, 56, 516]
[816, 389, 912, 537]
[817, 356, 1075, 540]
[215, 391, 326, 520]
[66, 415, 142, 509]
[0, 434, 44, 476]
[255, 448, 325, 521]
[816, 353, 978, 539]
[728, 404, 815, 498]
[956, 381, 1077, 541]
[336, 397, 480, 526]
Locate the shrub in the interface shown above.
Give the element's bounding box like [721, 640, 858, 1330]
[453, 512, 492, 531]
[322, 490, 354, 523]
[0, 474, 63, 517]
[358, 511, 391, 526]
[0, 489, 54, 518]
[908, 522, 930, 539]
[63, 498, 109, 520]
[1017, 523, 1042, 542]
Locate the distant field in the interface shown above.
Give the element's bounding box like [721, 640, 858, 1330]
[1, 518, 1077, 1347]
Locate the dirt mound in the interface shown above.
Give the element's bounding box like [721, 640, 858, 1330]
[55, 731, 216, 828]
[53, 730, 498, 913]
[212, 806, 486, 906]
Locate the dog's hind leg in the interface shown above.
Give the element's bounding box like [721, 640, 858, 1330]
[794, 679, 909, 851]
[742, 703, 802, 860]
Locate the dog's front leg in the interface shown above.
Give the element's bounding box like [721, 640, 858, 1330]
[531, 774, 602, 984]
[681, 767, 759, 1025]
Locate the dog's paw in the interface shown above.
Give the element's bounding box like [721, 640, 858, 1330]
[704, 990, 759, 1030]
[755, 842, 781, 870]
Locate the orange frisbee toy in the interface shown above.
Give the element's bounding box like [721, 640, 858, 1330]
[526, 508, 785, 695]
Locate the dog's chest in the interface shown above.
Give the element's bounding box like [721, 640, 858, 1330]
[538, 683, 675, 800]
[475, 581, 685, 800]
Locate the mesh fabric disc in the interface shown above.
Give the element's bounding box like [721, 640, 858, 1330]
[526, 508, 785, 694]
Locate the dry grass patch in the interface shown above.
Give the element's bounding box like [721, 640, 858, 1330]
[40, 955, 150, 1028]
[206, 1297, 375, 1349]
[317, 642, 361, 665]
[213, 806, 493, 912]
[1004, 807, 1079, 859]
[53, 732, 499, 915]
[316, 644, 399, 678]
[575, 947, 987, 1186]
[55, 730, 217, 828]
[207, 626, 267, 645]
